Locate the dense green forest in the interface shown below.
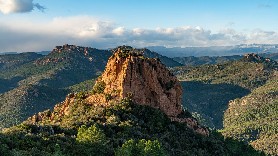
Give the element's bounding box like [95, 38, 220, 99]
[0, 96, 262, 156]
[172, 54, 278, 155]
[172, 56, 277, 129]
[221, 75, 278, 155]
[0, 47, 111, 129]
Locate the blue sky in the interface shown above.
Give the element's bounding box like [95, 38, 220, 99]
[0, 0, 277, 52]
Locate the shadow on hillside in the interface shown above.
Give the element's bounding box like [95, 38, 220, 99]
[0, 77, 23, 94]
[0, 101, 266, 156]
[181, 81, 251, 129]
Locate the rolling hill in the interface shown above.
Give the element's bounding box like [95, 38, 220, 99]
[0, 45, 111, 129]
[0, 47, 262, 156]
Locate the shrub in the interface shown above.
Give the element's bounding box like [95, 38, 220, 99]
[76, 124, 107, 144]
[75, 124, 110, 155]
[92, 81, 106, 94]
[115, 139, 166, 156]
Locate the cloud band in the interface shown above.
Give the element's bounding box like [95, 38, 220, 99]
[0, 0, 45, 14]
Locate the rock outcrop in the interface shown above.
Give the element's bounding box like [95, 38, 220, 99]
[29, 46, 208, 136]
[93, 46, 183, 117]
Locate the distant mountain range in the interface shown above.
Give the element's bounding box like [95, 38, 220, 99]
[147, 44, 278, 57]
[172, 53, 278, 66]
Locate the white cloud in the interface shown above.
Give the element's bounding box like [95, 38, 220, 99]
[0, 15, 277, 52]
[112, 27, 125, 36]
[0, 0, 45, 14]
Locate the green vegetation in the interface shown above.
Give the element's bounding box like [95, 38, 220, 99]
[0, 46, 181, 130]
[76, 124, 107, 144]
[221, 76, 278, 155]
[115, 139, 166, 156]
[175, 61, 274, 90]
[68, 79, 95, 93]
[173, 54, 278, 155]
[172, 57, 277, 129]
[180, 81, 250, 129]
[2, 48, 277, 155]
[0, 48, 111, 129]
[0, 52, 43, 71]
[92, 81, 106, 94]
[0, 98, 263, 155]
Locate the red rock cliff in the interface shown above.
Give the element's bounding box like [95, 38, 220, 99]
[29, 46, 209, 136]
[94, 46, 183, 117]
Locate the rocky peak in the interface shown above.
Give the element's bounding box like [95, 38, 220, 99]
[242, 53, 278, 69]
[30, 46, 209, 136]
[34, 44, 108, 65]
[49, 44, 96, 56]
[243, 53, 275, 64]
[94, 46, 183, 117]
[242, 53, 264, 62]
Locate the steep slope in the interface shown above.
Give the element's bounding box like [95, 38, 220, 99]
[0, 47, 263, 156]
[0, 52, 43, 93]
[221, 73, 278, 155]
[0, 45, 111, 129]
[172, 54, 277, 129]
[95, 46, 183, 117]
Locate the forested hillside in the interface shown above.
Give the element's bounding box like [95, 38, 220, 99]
[171, 53, 278, 155]
[0, 48, 262, 156]
[221, 74, 278, 155]
[0, 45, 111, 129]
[172, 54, 277, 129]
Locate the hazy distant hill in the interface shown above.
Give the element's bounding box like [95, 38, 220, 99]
[261, 52, 278, 61]
[143, 48, 182, 67]
[148, 44, 278, 57]
[0, 52, 43, 71]
[172, 53, 278, 66]
[173, 55, 242, 66]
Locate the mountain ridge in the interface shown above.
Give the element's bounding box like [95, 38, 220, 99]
[0, 46, 262, 156]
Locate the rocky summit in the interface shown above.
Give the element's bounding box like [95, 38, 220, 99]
[31, 46, 208, 135]
[1, 46, 266, 156]
[95, 46, 183, 117]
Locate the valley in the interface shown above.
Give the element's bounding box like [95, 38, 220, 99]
[0, 45, 277, 155]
